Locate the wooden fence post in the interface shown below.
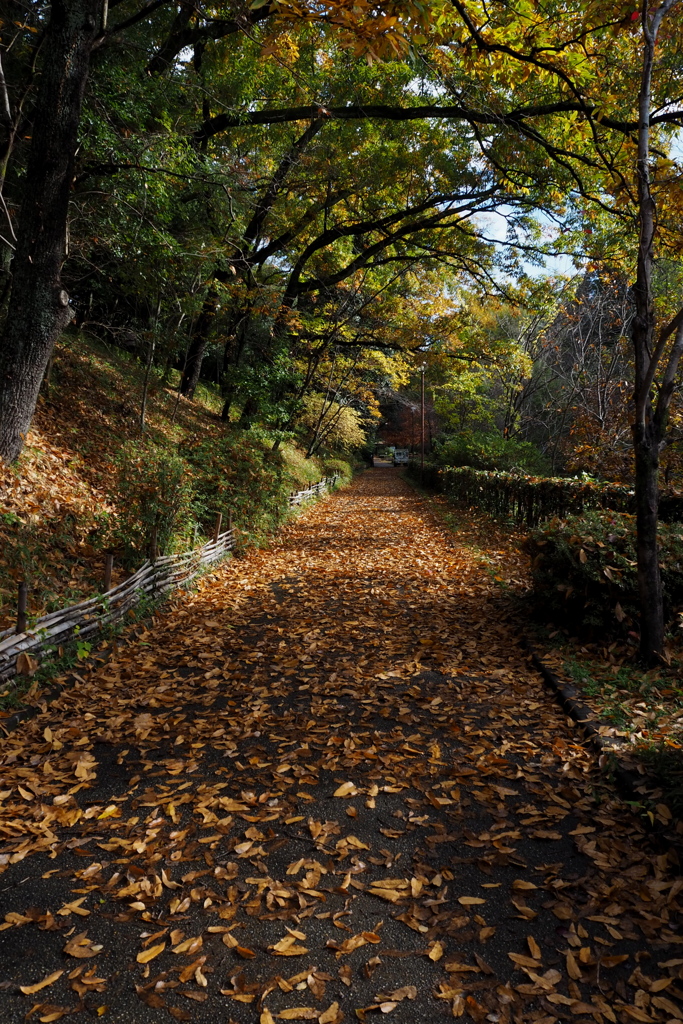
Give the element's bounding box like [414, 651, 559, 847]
[16, 582, 28, 634]
[103, 554, 114, 593]
[213, 512, 222, 544]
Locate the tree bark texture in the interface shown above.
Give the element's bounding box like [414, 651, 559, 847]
[0, 0, 102, 464]
[633, 416, 664, 662]
[629, 4, 674, 664]
[179, 288, 218, 398]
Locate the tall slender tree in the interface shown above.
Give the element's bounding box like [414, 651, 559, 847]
[0, 0, 104, 463]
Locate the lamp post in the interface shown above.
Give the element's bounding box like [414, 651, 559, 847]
[420, 362, 426, 485]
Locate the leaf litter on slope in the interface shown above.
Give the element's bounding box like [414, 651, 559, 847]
[0, 470, 681, 1023]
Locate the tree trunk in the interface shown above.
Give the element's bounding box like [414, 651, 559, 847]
[237, 395, 259, 429]
[633, 418, 664, 663]
[179, 287, 217, 398]
[630, 7, 666, 664]
[0, 0, 103, 464]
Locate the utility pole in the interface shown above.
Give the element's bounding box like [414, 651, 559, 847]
[420, 362, 426, 485]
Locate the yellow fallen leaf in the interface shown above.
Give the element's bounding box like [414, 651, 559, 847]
[97, 805, 120, 820]
[508, 952, 541, 969]
[452, 993, 465, 1017]
[57, 897, 90, 917]
[458, 896, 485, 905]
[63, 932, 103, 958]
[19, 969, 64, 995]
[136, 942, 165, 963]
[271, 935, 310, 956]
[319, 1003, 340, 1024]
[388, 987, 416, 1001]
[235, 946, 256, 959]
[277, 1010, 319, 1020]
[566, 951, 582, 980]
[172, 936, 203, 954]
[527, 936, 542, 960]
[512, 880, 537, 891]
[333, 782, 357, 797]
[427, 941, 444, 961]
[261, 1011, 276, 1024]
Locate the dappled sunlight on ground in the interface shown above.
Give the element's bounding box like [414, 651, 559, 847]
[0, 471, 680, 1023]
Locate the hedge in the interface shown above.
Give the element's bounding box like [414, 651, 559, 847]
[524, 510, 683, 635]
[408, 463, 683, 525]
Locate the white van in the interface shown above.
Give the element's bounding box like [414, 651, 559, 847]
[393, 448, 410, 465]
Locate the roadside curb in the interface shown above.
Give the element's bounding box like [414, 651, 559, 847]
[523, 641, 606, 754]
[522, 638, 682, 845]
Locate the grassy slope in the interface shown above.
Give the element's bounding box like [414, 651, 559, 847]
[0, 332, 338, 632]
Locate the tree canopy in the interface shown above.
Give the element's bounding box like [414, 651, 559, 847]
[1, 0, 683, 659]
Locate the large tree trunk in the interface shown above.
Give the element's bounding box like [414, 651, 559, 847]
[0, 0, 102, 464]
[629, 7, 666, 664]
[633, 418, 664, 663]
[179, 287, 218, 398]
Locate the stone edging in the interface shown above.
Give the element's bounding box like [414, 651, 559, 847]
[522, 638, 681, 844]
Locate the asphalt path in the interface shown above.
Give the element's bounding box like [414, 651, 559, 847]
[0, 470, 681, 1024]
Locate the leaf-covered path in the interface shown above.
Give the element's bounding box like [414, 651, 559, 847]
[1, 470, 681, 1024]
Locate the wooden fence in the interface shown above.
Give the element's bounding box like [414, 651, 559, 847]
[0, 474, 340, 686]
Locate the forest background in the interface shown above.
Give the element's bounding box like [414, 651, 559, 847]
[1, 0, 683, 762]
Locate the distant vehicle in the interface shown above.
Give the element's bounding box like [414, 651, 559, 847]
[393, 448, 410, 465]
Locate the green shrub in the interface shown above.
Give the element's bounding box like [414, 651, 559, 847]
[409, 463, 683, 527]
[113, 439, 194, 558]
[525, 510, 683, 636]
[637, 742, 683, 819]
[321, 457, 353, 480]
[434, 432, 550, 475]
[181, 432, 290, 542]
[281, 444, 325, 488]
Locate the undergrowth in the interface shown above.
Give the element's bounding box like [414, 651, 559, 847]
[0, 589, 163, 714]
[0, 332, 354, 629]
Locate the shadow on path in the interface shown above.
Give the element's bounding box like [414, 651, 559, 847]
[0, 470, 680, 1023]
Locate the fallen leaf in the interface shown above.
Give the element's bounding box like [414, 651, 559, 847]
[172, 936, 203, 955]
[136, 942, 165, 963]
[333, 782, 357, 797]
[19, 971, 64, 995]
[63, 932, 102, 958]
[277, 1009, 319, 1020]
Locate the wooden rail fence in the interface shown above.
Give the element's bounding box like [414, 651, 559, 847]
[0, 474, 340, 686]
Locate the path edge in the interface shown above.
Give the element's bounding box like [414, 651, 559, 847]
[521, 637, 683, 845]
